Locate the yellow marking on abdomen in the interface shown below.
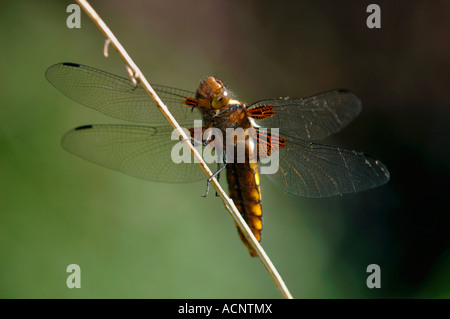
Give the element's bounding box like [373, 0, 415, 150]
[226, 162, 263, 257]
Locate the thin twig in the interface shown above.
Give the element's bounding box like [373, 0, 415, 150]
[75, 0, 293, 299]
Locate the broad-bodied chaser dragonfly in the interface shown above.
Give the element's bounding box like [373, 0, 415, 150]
[46, 63, 390, 256]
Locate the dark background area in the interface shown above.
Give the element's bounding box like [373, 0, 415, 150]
[0, 0, 448, 298]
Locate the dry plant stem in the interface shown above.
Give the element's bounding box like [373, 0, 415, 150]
[75, 0, 293, 299]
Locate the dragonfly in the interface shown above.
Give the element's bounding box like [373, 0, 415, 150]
[46, 62, 390, 256]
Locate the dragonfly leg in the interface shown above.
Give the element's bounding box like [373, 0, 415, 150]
[125, 65, 141, 88]
[103, 38, 111, 57]
[214, 163, 222, 197]
[202, 161, 227, 197]
[213, 149, 229, 196]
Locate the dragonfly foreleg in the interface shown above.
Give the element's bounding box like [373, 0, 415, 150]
[202, 161, 227, 197]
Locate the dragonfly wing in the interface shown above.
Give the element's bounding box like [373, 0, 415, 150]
[264, 138, 390, 197]
[62, 124, 212, 183]
[46, 63, 200, 126]
[248, 89, 361, 141]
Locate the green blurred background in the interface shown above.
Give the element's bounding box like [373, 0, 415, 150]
[1, 0, 449, 298]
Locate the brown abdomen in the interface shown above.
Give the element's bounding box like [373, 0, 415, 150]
[226, 162, 263, 257]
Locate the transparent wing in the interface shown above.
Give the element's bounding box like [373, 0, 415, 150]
[248, 89, 362, 141]
[46, 63, 200, 126]
[62, 124, 214, 183]
[263, 137, 390, 198]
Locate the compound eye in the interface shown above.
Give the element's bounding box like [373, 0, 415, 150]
[211, 88, 230, 109]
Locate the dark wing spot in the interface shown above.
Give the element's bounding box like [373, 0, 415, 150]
[62, 62, 80, 68]
[74, 125, 93, 131]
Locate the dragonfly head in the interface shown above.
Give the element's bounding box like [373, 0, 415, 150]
[196, 76, 230, 110]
